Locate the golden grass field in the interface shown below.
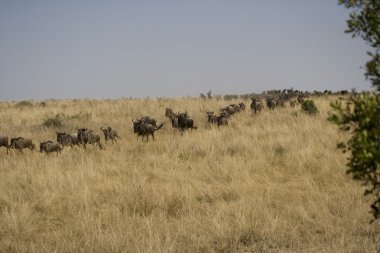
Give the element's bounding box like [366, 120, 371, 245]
[0, 96, 379, 252]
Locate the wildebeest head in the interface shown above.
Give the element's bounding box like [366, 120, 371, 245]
[165, 108, 176, 118]
[56, 132, 66, 142]
[0, 135, 9, 153]
[132, 119, 143, 133]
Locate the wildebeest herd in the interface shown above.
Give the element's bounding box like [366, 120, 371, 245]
[0, 91, 319, 154]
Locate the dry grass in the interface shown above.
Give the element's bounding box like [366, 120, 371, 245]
[0, 97, 379, 253]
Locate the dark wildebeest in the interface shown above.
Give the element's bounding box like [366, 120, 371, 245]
[266, 97, 277, 110]
[177, 112, 197, 131]
[297, 95, 305, 104]
[56, 132, 79, 148]
[230, 104, 241, 113]
[100, 127, 121, 143]
[250, 98, 262, 113]
[10, 137, 35, 151]
[223, 105, 236, 115]
[165, 108, 177, 119]
[0, 135, 10, 154]
[219, 109, 230, 119]
[206, 111, 218, 124]
[40, 140, 62, 154]
[77, 128, 103, 149]
[138, 116, 158, 128]
[216, 115, 228, 127]
[133, 119, 164, 141]
[133, 116, 158, 132]
[170, 115, 179, 128]
[165, 110, 180, 128]
[238, 102, 246, 110]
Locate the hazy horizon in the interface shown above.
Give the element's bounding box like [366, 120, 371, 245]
[0, 1, 372, 101]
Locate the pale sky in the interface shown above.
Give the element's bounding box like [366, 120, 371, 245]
[0, 1, 372, 101]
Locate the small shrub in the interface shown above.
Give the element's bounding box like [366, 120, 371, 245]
[301, 100, 318, 115]
[15, 100, 33, 108]
[42, 113, 65, 128]
[67, 111, 92, 121]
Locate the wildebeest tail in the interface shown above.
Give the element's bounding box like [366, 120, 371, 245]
[155, 123, 164, 131]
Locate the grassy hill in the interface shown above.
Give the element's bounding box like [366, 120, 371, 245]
[0, 97, 378, 252]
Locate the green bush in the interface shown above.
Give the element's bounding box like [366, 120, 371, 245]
[15, 100, 33, 108]
[301, 100, 318, 115]
[42, 113, 65, 128]
[329, 93, 380, 221]
[333, 0, 380, 222]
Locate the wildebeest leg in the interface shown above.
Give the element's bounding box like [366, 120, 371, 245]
[152, 132, 155, 141]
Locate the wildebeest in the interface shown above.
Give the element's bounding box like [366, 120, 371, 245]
[250, 98, 262, 113]
[177, 112, 197, 131]
[56, 132, 79, 148]
[137, 116, 158, 128]
[206, 111, 218, 124]
[297, 95, 305, 104]
[40, 140, 62, 154]
[216, 115, 228, 127]
[10, 137, 35, 151]
[133, 119, 164, 141]
[219, 109, 230, 119]
[165, 108, 176, 119]
[266, 97, 277, 110]
[133, 117, 156, 131]
[238, 102, 246, 110]
[77, 128, 103, 149]
[169, 115, 179, 128]
[230, 104, 241, 113]
[100, 126, 121, 143]
[163, 109, 180, 128]
[0, 135, 10, 154]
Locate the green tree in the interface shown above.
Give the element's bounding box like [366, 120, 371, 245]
[329, 0, 380, 222]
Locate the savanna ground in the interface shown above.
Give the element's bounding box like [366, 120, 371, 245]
[0, 96, 379, 253]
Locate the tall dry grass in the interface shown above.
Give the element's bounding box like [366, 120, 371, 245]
[0, 97, 379, 252]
